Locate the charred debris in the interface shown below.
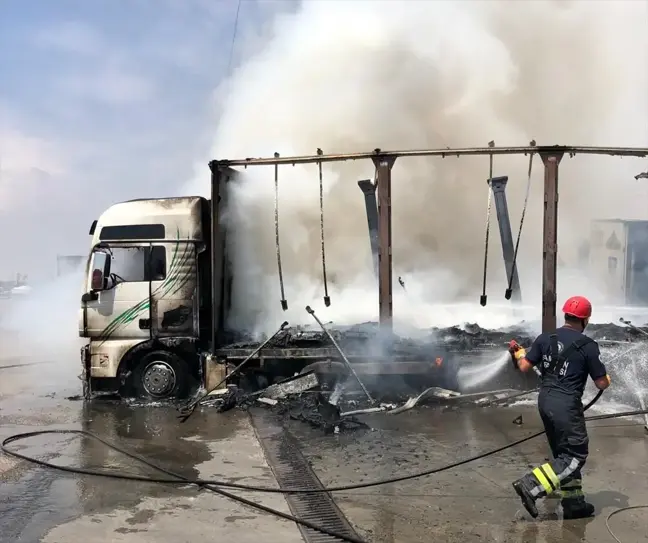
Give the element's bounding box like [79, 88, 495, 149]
[205, 321, 647, 433]
[221, 320, 646, 355]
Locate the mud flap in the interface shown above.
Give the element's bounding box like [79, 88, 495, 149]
[81, 345, 91, 399]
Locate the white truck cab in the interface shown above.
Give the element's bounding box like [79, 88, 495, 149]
[79, 196, 221, 401]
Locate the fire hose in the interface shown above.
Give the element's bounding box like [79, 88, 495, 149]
[0, 360, 55, 370]
[3, 399, 648, 542]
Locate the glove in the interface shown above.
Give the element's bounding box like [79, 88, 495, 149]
[508, 340, 527, 370]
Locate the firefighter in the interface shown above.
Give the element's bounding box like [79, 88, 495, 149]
[508, 295, 611, 519]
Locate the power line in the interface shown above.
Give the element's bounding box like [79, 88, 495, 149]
[226, 0, 242, 77]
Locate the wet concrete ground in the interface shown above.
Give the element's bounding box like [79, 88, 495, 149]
[2, 349, 648, 543]
[0, 354, 302, 543]
[285, 405, 648, 543]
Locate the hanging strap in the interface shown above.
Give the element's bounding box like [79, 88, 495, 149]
[317, 149, 330, 307]
[480, 141, 495, 306]
[543, 334, 593, 377]
[274, 152, 288, 311]
[506, 139, 536, 300]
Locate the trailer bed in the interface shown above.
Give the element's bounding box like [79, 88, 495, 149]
[213, 346, 442, 374]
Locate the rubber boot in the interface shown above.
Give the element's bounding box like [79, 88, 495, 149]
[512, 477, 538, 518]
[562, 498, 595, 519]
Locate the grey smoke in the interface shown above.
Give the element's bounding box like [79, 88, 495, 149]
[185, 0, 648, 334]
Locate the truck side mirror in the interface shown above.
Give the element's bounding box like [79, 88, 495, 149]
[89, 251, 110, 291]
[81, 291, 98, 303]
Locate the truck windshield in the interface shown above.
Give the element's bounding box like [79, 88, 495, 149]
[105, 246, 166, 283]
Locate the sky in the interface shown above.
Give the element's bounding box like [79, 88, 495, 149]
[0, 0, 295, 281]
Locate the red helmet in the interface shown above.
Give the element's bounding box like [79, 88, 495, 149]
[562, 296, 592, 319]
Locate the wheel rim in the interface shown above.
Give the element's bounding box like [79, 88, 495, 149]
[142, 361, 176, 398]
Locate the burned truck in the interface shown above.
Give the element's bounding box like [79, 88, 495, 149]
[79, 167, 468, 401]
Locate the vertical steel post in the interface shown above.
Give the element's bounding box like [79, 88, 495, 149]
[489, 176, 522, 302]
[209, 162, 223, 354]
[372, 156, 396, 332]
[540, 152, 563, 333]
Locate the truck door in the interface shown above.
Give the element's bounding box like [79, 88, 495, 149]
[84, 245, 155, 340]
[150, 242, 198, 338]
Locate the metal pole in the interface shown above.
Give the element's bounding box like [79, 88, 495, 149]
[306, 306, 374, 403]
[217, 145, 648, 167]
[540, 152, 563, 333]
[372, 156, 396, 333]
[489, 176, 522, 302]
[209, 163, 223, 354]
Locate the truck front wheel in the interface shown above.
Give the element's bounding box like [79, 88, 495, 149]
[130, 350, 192, 401]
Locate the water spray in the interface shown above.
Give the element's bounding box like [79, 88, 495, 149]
[618, 318, 648, 431]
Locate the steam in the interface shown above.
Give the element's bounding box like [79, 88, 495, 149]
[185, 0, 648, 335]
[0, 270, 85, 381]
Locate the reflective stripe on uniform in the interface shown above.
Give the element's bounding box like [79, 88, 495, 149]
[557, 458, 581, 481]
[561, 478, 583, 499]
[532, 466, 554, 493]
[533, 463, 560, 492]
[540, 463, 561, 489]
[562, 488, 585, 499]
[561, 479, 582, 490]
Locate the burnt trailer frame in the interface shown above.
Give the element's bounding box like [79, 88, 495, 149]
[209, 145, 648, 340]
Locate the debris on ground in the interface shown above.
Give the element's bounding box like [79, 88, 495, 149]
[255, 371, 320, 400]
[279, 392, 371, 434]
[203, 321, 648, 433]
[200, 375, 533, 434]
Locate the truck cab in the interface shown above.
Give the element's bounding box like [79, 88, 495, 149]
[79, 195, 224, 401]
[78, 165, 475, 403]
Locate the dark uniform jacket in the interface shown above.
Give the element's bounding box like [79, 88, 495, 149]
[525, 326, 607, 399]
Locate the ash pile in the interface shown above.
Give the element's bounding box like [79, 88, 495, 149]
[224, 320, 647, 355]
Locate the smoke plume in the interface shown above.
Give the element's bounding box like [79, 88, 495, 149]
[190, 0, 648, 334]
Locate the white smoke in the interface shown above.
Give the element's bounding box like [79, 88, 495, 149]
[0, 270, 85, 369]
[190, 0, 648, 335]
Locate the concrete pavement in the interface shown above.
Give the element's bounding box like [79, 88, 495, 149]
[286, 405, 648, 542]
[0, 352, 302, 543]
[2, 347, 648, 543]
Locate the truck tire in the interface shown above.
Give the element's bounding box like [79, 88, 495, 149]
[130, 350, 192, 401]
